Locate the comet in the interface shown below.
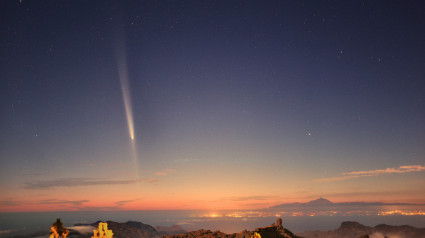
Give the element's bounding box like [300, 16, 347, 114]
[117, 57, 135, 141]
[115, 36, 139, 177]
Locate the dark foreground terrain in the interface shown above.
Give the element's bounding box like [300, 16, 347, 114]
[163, 218, 301, 238]
[10, 219, 425, 238]
[297, 221, 425, 238]
[10, 219, 299, 238]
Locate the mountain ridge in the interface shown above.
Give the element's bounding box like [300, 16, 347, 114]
[269, 198, 423, 209]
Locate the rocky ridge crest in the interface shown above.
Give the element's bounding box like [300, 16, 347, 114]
[163, 218, 302, 238]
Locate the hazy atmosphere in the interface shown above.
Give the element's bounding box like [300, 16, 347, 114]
[1, 0, 425, 214]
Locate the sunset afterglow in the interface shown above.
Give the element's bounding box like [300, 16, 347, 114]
[1, 0, 424, 220]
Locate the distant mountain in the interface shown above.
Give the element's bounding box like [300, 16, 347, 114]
[269, 198, 420, 209]
[305, 198, 333, 205]
[269, 198, 333, 209]
[296, 221, 425, 238]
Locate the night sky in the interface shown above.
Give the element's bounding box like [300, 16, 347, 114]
[1, 0, 425, 211]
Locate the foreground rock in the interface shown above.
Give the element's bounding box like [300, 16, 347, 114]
[296, 221, 425, 238]
[13, 219, 424, 238]
[105, 221, 160, 238]
[163, 218, 302, 238]
[10, 221, 185, 238]
[75, 221, 185, 238]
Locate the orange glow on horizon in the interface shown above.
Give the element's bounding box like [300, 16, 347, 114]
[2, 185, 425, 212]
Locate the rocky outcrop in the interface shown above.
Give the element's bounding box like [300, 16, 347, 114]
[254, 225, 299, 238]
[12, 221, 173, 238]
[163, 218, 302, 238]
[103, 221, 161, 238]
[296, 221, 425, 238]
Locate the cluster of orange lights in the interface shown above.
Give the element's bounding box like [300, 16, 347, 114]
[202, 211, 322, 218]
[202, 211, 272, 218]
[201, 209, 425, 219]
[378, 210, 425, 216]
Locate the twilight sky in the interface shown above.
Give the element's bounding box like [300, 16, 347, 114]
[1, 0, 425, 211]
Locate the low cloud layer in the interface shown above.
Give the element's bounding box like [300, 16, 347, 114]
[38, 199, 89, 205]
[1, 199, 89, 207]
[24, 177, 159, 189]
[114, 198, 143, 206]
[316, 164, 425, 183]
[343, 165, 425, 175]
[0, 200, 20, 206]
[227, 195, 280, 201]
[0, 200, 20, 207]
